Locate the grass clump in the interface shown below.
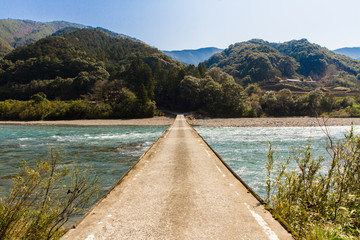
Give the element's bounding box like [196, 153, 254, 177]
[265, 127, 360, 239]
[0, 149, 98, 240]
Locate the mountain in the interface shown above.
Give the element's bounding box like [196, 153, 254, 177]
[205, 41, 299, 85]
[93, 27, 141, 42]
[0, 19, 87, 57]
[0, 19, 140, 57]
[205, 39, 360, 88]
[0, 28, 183, 101]
[334, 47, 360, 60]
[163, 47, 222, 65]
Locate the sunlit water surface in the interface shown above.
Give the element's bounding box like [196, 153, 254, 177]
[194, 125, 359, 197]
[1, 124, 358, 200]
[0, 125, 167, 196]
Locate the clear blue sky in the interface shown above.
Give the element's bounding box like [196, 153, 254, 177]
[1, 0, 359, 50]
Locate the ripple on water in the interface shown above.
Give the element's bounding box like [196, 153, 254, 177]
[0, 125, 167, 196]
[195, 125, 360, 198]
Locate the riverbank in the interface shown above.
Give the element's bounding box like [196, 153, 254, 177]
[0, 116, 175, 126]
[1, 117, 360, 127]
[188, 117, 360, 127]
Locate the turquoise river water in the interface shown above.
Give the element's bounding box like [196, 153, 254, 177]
[0, 125, 167, 196]
[0, 124, 358, 199]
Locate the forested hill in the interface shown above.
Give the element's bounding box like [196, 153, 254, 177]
[0, 28, 182, 103]
[3, 30, 360, 120]
[163, 47, 223, 65]
[334, 47, 360, 60]
[1, 27, 259, 119]
[0, 19, 87, 57]
[0, 19, 140, 57]
[205, 39, 360, 89]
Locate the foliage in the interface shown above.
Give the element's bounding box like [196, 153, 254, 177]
[0, 149, 98, 240]
[273, 39, 360, 80]
[2, 28, 360, 119]
[169, 67, 251, 116]
[0, 90, 159, 120]
[260, 88, 338, 116]
[205, 41, 299, 85]
[0, 28, 181, 118]
[346, 104, 360, 117]
[265, 127, 360, 239]
[205, 39, 360, 88]
[0, 28, 181, 98]
[0, 19, 86, 57]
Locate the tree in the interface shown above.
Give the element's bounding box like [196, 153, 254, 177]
[197, 62, 207, 78]
[277, 89, 294, 116]
[126, 58, 155, 101]
[261, 91, 277, 115]
[307, 88, 323, 115]
[137, 84, 150, 104]
[178, 75, 202, 110]
[31, 92, 48, 104]
[245, 83, 262, 96]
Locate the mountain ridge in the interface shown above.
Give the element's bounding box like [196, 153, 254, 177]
[205, 39, 360, 88]
[334, 47, 360, 60]
[0, 19, 138, 57]
[1, 28, 360, 119]
[163, 47, 223, 65]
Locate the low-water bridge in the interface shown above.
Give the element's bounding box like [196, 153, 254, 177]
[62, 115, 293, 240]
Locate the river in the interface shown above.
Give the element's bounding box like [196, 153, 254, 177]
[0, 124, 357, 198]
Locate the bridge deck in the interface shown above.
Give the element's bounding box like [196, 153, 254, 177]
[62, 115, 293, 240]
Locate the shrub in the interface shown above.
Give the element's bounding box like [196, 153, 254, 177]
[0, 149, 98, 240]
[265, 127, 360, 239]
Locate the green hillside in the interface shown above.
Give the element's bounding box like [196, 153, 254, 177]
[5, 28, 181, 73]
[270, 39, 360, 79]
[0, 19, 87, 57]
[94, 27, 141, 42]
[2, 28, 360, 119]
[0, 27, 258, 119]
[0, 28, 182, 99]
[205, 42, 299, 85]
[205, 39, 360, 89]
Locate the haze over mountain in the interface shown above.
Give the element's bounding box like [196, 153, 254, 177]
[163, 47, 222, 65]
[334, 47, 360, 60]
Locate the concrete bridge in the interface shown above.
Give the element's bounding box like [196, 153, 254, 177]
[62, 115, 294, 240]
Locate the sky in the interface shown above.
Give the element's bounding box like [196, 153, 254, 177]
[1, 0, 359, 51]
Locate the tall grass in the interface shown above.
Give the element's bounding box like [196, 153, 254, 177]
[0, 149, 98, 240]
[265, 126, 360, 239]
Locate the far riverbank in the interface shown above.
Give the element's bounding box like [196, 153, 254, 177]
[188, 117, 360, 127]
[2, 117, 360, 127]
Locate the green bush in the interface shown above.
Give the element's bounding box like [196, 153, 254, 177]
[347, 104, 360, 117]
[0, 98, 152, 120]
[0, 149, 98, 240]
[265, 127, 360, 239]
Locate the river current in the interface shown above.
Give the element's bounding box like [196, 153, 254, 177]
[0, 125, 167, 196]
[0, 124, 358, 198]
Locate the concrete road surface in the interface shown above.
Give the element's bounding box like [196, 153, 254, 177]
[62, 115, 293, 240]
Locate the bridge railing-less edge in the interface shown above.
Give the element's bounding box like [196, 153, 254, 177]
[187, 119, 299, 239]
[65, 120, 176, 231]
